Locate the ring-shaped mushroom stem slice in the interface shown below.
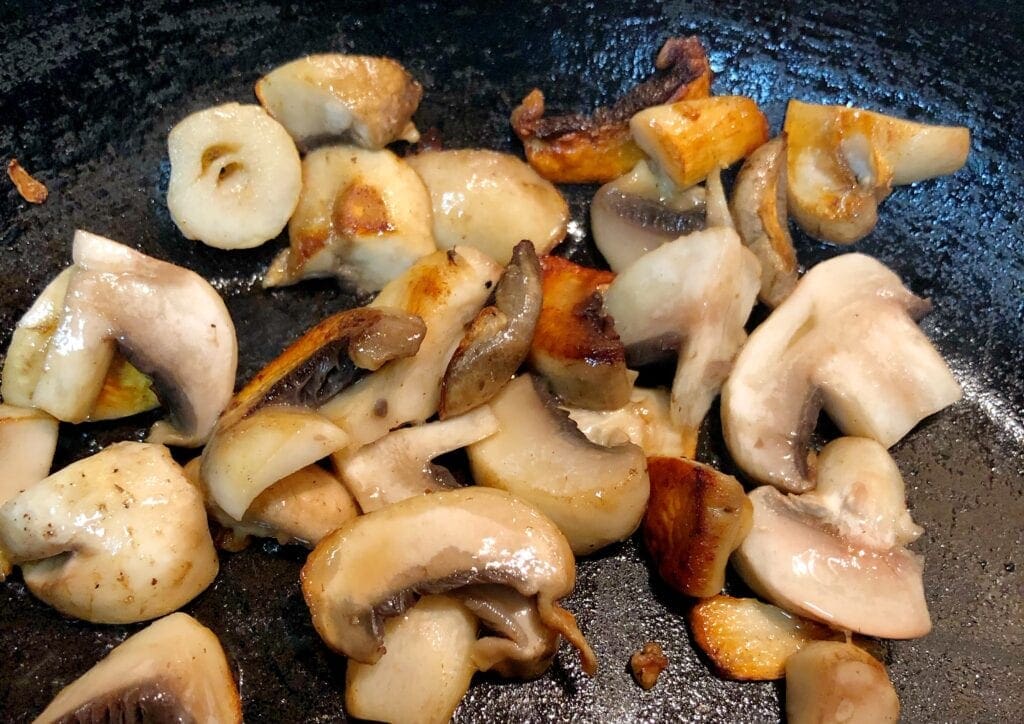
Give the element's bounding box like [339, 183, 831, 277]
[32, 612, 241, 724]
[300, 486, 597, 675]
[440, 240, 543, 418]
[566, 386, 687, 458]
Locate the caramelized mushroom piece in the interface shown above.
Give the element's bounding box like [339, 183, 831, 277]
[630, 642, 669, 690]
[566, 386, 687, 458]
[786, 641, 900, 724]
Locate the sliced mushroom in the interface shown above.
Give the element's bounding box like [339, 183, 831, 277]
[721, 253, 962, 492]
[730, 136, 798, 307]
[467, 374, 649, 555]
[0, 442, 218, 623]
[300, 486, 597, 674]
[27, 231, 237, 447]
[603, 227, 761, 455]
[440, 240, 542, 418]
[704, 167, 735, 229]
[255, 54, 422, 149]
[0, 405, 58, 506]
[406, 150, 568, 264]
[264, 145, 436, 291]
[33, 612, 241, 724]
[566, 386, 687, 458]
[785, 641, 900, 724]
[785, 100, 970, 244]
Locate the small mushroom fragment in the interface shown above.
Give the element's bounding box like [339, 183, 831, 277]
[406, 150, 568, 264]
[336, 405, 499, 513]
[510, 36, 711, 184]
[566, 386, 687, 458]
[785, 641, 900, 724]
[642, 457, 752, 598]
[7, 158, 48, 204]
[730, 136, 798, 306]
[704, 167, 735, 229]
[264, 145, 436, 291]
[301, 486, 597, 674]
[33, 613, 241, 724]
[0, 442, 217, 623]
[0, 405, 58, 506]
[167, 102, 302, 249]
[630, 96, 769, 189]
[467, 374, 649, 555]
[785, 100, 970, 244]
[630, 642, 669, 690]
[440, 240, 542, 418]
[255, 54, 422, 149]
[603, 227, 761, 455]
[528, 255, 632, 410]
[721, 253, 962, 492]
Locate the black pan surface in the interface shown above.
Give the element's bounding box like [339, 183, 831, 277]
[1, 1, 1022, 721]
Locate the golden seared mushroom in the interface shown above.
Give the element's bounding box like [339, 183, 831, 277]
[33, 613, 241, 724]
[407, 151, 568, 264]
[528, 256, 633, 410]
[603, 227, 760, 456]
[255, 54, 422, 149]
[301, 486, 598, 674]
[467, 374, 649, 555]
[511, 36, 711, 184]
[785, 641, 900, 724]
[440, 240, 542, 418]
[721, 253, 962, 492]
[785, 100, 970, 244]
[25, 231, 236, 447]
[0, 442, 217, 623]
[566, 386, 687, 458]
[642, 457, 752, 598]
[730, 136, 798, 306]
[264, 145, 436, 291]
[630, 96, 769, 189]
[167, 102, 302, 249]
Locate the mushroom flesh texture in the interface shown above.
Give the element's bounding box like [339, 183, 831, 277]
[300, 486, 597, 675]
[406, 150, 568, 264]
[467, 374, 649, 555]
[0, 405, 58, 506]
[785, 641, 900, 724]
[264, 145, 436, 291]
[0, 442, 218, 623]
[256, 54, 422, 149]
[721, 252, 962, 492]
[566, 386, 687, 458]
[784, 100, 970, 244]
[603, 227, 761, 456]
[33, 612, 241, 724]
[27, 231, 238, 447]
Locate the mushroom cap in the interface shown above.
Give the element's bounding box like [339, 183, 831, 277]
[785, 641, 900, 724]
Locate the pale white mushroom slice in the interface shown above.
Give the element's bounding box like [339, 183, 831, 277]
[167, 102, 302, 249]
[0, 405, 58, 506]
[28, 231, 237, 447]
[603, 227, 761, 455]
[33, 613, 241, 724]
[406, 149, 568, 264]
[0, 442, 217, 623]
[721, 253, 962, 492]
[255, 54, 422, 149]
[345, 595, 477, 724]
[263, 145, 436, 291]
[566, 386, 687, 458]
[467, 374, 649, 555]
[785, 641, 900, 724]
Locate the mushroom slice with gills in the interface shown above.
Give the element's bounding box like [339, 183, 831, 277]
[263, 145, 436, 292]
[603, 227, 761, 456]
[300, 486, 598, 674]
[784, 100, 970, 244]
[467, 374, 649, 555]
[167, 102, 302, 249]
[721, 253, 962, 492]
[0, 442, 218, 623]
[406, 150, 569, 264]
[440, 240, 542, 418]
[630, 96, 770, 189]
[319, 247, 502, 450]
[255, 54, 422, 149]
[510, 35, 711, 184]
[785, 641, 900, 724]
[28, 231, 237, 447]
[730, 136, 798, 307]
[566, 386, 687, 458]
[642, 457, 752, 598]
[528, 255, 633, 410]
[33, 612, 241, 724]
[336, 405, 499, 513]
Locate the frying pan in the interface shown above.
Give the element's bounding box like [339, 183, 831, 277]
[1, 1, 1021, 721]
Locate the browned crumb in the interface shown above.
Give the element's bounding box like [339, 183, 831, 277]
[7, 158, 49, 203]
[630, 642, 669, 690]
